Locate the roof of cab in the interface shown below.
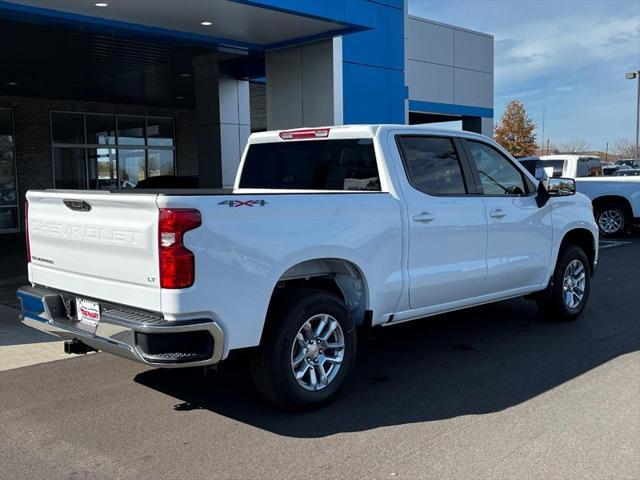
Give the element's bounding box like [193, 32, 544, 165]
[540, 154, 600, 161]
[247, 124, 491, 144]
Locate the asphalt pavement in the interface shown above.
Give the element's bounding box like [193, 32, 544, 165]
[0, 238, 638, 480]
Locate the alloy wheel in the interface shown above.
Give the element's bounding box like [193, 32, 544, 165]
[598, 209, 624, 234]
[562, 259, 586, 309]
[290, 314, 345, 391]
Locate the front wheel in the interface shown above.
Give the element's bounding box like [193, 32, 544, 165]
[250, 288, 357, 410]
[537, 245, 591, 321]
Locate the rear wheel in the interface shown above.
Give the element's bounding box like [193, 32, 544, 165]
[595, 202, 629, 237]
[250, 288, 357, 410]
[537, 245, 591, 321]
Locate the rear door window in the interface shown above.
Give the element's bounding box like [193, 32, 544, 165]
[396, 136, 468, 195]
[239, 139, 380, 190]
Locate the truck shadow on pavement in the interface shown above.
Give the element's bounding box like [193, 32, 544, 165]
[135, 275, 640, 437]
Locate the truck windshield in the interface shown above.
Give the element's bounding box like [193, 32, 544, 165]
[239, 139, 380, 191]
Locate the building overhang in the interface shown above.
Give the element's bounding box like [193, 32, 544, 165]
[0, 0, 379, 106]
[0, 0, 375, 51]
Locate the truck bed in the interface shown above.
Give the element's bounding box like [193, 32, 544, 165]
[26, 187, 403, 353]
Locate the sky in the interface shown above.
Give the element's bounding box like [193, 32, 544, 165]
[409, 0, 640, 151]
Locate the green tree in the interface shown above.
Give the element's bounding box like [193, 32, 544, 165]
[494, 100, 537, 157]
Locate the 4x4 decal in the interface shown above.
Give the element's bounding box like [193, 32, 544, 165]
[218, 200, 268, 208]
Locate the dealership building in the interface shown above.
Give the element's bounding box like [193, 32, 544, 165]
[0, 0, 494, 233]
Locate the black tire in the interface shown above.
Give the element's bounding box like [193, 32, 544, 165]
[594, 202, 629, 237]
[250, 288, 357, 410]
[537, 245, 591, 321]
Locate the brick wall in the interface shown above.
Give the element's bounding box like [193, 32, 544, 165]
[0, 95, 198, 231]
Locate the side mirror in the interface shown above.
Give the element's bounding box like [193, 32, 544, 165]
[536, 177, 576, 207]
[544, 177, 576, 196]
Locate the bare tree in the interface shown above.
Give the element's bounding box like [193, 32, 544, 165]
[536, 140, 561, 156]
[558, 139, 591, 153]
[610, 138, 636, 159]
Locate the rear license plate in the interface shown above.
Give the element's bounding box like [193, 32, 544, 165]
[76, 298, 101, 328]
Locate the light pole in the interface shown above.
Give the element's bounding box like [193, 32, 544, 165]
[541, 108, 545, 156]
[626, 70, 640, 158]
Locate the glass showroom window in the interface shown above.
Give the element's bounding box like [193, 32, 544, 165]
[0, 109, 18, 232]
[51, 112, 175, 189]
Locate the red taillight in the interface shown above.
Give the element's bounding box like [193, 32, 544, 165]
[25, 200, 31, 263]
[279, 128, 330, 140]
[158, 208, 201, 289]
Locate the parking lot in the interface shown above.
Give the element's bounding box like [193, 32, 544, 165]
[1, 235, 639, 480]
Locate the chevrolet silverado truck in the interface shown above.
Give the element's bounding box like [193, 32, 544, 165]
[574, 178, 640, 236]
[17, 125, 598, 410]
[520, 155, 640, 236]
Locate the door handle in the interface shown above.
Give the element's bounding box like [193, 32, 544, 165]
[489, 209, 506, 219]
[413, 212, 435, 223]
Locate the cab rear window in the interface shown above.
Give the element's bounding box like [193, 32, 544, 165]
[576, 157, 603, 177]
[239, 139, 380, 191]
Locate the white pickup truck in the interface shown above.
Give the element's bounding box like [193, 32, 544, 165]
[18, 125, 598, 410]
[521, 155, 640, 236]
[576, 178, 640, 236]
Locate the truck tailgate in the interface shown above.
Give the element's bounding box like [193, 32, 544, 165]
[26, 190, 162, 312]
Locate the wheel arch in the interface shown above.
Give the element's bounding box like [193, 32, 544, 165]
[260, 257, 370, 345]
[559, 228, 597, 273]
[592, 195, 633, 216]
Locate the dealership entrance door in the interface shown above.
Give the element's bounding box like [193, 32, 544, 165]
[0, 108, 18, 232]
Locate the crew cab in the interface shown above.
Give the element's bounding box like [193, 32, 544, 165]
[18, 125, 598, 410]
[538, 154, 603, 178]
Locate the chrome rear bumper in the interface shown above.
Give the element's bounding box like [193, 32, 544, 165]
[16, 285, 224, 368]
